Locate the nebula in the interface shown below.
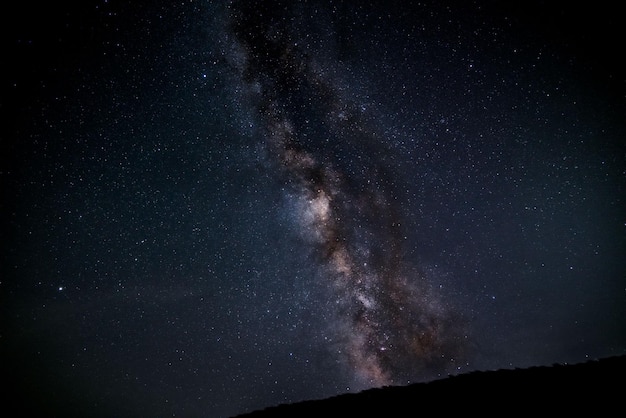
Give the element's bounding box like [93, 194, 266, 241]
[226, 0, 467, 387]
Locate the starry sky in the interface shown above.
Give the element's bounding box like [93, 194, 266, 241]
[2, 1, 625, 417]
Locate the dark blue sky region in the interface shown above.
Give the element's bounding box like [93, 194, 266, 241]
[2, 1, 625, 417]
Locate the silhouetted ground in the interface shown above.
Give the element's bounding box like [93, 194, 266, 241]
[233, 355, 625, 417]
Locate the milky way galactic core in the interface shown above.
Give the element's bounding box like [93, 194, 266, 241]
[227, 0, 467, 387]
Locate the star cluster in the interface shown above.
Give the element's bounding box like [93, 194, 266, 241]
[226, 0, 467, 387]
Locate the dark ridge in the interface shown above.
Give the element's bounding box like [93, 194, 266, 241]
[233, 355, 626, 417]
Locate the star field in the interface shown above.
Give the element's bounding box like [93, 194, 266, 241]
[2, 1, 625, 417]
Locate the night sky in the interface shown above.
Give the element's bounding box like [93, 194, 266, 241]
[2, 1, 625, 417]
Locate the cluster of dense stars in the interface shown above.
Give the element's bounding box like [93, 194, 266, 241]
[226, 0, 467, 386]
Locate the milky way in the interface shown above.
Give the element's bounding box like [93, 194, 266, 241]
[226, 0, 466, 387]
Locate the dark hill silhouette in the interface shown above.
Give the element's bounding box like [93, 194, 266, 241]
[233, 355, 625, 417]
